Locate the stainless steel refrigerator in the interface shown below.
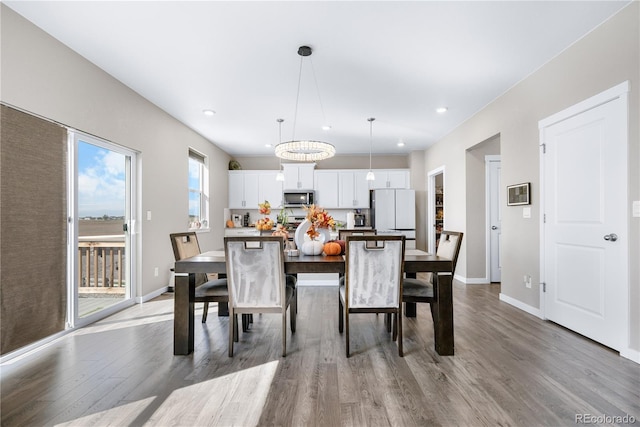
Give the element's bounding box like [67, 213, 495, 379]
[370, 189, 416, 249]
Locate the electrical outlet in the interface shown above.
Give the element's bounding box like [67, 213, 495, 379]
[154, 267, 159, 277]
[525, 275, 532, 288]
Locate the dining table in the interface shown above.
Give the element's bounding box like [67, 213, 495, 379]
[173, 249, 455, 356]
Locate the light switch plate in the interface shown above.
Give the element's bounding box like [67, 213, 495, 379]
[523, 207, 531, 218]
[146, 210, 152, 220]
[633, 201, 640, 218]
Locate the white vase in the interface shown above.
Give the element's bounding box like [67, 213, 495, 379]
[294, 219, 331, 250]
[301, 240, 324, 256]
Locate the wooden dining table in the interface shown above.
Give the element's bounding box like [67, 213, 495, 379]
[173, 249, 455, 356]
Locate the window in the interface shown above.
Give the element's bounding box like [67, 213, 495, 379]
[188, 149, 209, 229]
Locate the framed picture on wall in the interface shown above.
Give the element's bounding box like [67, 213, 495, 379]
[507, 182, 530, 206]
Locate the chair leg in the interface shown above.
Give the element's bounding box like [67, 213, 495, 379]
[392, 313, 398, 341]
[202, 302, 209, 323]
[228, 310, 234, 357]
[385, 313, 392, 333]
[345, 311, 350, 358]
[233, 314, 239, 342]
[290, 297, 297, 333]
[282, 312, 287, 357]
[397, 309, 403, 357]
[338, 297, 344, 333]
[242, 314, 249, 332]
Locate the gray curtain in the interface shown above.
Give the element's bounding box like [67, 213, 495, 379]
[1, 105, 67, 355]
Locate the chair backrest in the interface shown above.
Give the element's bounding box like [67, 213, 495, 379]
[170, 232, 208, 285]
[224, 236, 286, 309]
[344, 235, 405, 309]
[338, 229, 377, 240]
[437, 231, 464, 275]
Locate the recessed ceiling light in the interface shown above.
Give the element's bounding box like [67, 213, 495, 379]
[436, 107, 448, 114]
[397, 141, 405, 147]
[203, 109, 216, 116]
[322, 125, 332, 131]
[265, 144, 272, 148]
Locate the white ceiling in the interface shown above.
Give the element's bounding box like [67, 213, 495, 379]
[5, 1, 630, 157]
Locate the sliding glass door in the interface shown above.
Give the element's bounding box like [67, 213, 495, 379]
[68, 132, 137, 327]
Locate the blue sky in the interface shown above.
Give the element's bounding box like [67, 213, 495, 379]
[78, 141, 125, 217]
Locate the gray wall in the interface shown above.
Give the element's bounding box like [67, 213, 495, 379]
[421, 3, 639, 352]
[1, 6, 231, 297]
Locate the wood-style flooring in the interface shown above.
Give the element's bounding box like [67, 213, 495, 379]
[1, 281, 639, 426]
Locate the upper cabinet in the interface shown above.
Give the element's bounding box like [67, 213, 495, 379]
[314, 170, 339, 208]
[370, 169, 410, 189]
[338, 171, 370, 209]
[228, 171, 260, 209]
[259, 171, 284, 208]
[229, 171, 282, 209]
[283, 163, 315, 190]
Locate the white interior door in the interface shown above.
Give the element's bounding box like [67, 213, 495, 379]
[487, 157, 502, 282]
[540, 83, 628, 351]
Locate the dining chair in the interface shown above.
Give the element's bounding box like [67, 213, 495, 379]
[169, 232, 228, 323]
[224, 236, 296, 357]
[338, 235, 405, 357]
[338, 229, 377, 240]
[402, 230, 463, 323]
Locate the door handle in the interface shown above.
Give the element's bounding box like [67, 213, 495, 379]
[603, 233, 618, 242]
[491, 226, 498, 230]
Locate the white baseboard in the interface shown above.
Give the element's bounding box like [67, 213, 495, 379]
[620, 347, 640, 364]
[458, 275, 490, 284]
[136, 286, 170, 303]
[499, 292, 544, 319]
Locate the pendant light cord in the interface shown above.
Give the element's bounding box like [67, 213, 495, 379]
[291, 56, 304, 142]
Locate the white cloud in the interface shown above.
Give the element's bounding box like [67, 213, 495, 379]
[78, 149, 126, 217]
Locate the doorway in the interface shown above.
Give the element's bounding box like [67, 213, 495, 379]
[427, 166, 445, 254]
[68, 132, 137, 327]
[540, 82, 629, 351]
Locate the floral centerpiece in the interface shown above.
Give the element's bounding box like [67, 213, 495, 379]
[256, 200, 274, 230]
[303, 204, 335, 239]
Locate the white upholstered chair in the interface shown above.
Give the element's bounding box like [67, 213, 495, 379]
[224, 236, 296, 357]
[338, 235, 405, 357]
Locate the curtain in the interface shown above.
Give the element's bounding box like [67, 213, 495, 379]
[1, 105, 67, 355]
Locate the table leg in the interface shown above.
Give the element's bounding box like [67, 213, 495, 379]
[404, 272, 417, 317]
[217, 273, 229, 316]
[174, 272, 195, 355]
[433, 273, 454, 355]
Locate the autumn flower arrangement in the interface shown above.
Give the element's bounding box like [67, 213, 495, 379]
[256, 200, 274, 230]
[303, 204, 335, 239]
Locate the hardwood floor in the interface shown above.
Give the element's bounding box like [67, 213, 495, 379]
[2, 281, 639, 426]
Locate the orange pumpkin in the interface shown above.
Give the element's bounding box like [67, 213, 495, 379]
[323, 241, 342, 256]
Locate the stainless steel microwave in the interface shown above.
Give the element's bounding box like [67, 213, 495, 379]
[283, 191, 314, 207]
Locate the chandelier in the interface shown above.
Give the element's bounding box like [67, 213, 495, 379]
[275, 46, 335, 162]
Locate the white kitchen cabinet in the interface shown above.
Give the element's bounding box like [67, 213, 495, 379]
[370, 169, 410, 189]
[314, 170, 339, 208]
[338, 170, 370, 208]
[230, 170, 283, 209]
[283, 163, 315, 190]
[228, 171, 260, 209]
[258, 171, 283, 207]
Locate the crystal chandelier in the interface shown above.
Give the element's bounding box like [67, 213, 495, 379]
[275, 46, 335, 162]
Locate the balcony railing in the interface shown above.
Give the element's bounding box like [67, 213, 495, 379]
[78, 235, 125, 290]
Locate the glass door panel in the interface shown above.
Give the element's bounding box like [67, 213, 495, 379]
[69, 132, 136, 326]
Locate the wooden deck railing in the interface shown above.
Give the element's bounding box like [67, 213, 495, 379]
[78, 236, 125, 288]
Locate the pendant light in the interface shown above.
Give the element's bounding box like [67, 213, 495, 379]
[366, 117, 375, 181]
[274, 46, 335, 162]
[275, 118, 285, 181]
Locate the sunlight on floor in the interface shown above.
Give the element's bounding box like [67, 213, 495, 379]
[54, 361, 280, 426]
